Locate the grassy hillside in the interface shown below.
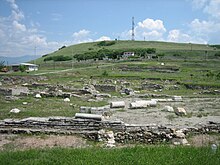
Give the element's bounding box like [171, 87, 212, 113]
[36, 41, 218, 64]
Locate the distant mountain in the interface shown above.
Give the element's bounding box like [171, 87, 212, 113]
[0, 55, 41, 65]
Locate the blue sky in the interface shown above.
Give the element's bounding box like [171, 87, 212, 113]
[0, 0, 220, 57]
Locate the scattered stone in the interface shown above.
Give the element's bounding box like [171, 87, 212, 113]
[75, 113, 103, 121]
[110, 101, 125, 108]
[129, 100, 157, 109]
[172, 138, 189, 145]
[5, 96, 19, 101]
[175, 107, 187, 116]
[94, 84, 117, 92]
[10, 108, 21, 113]
[124, 88, 134, 95]
[94, 93, 111, 98]
[172, 96, 182, 102]
[35, 94, 41, 98]
[64, 98, 70, 102]
[163, 106, 174, 112]
[80, 105, 110, 115]
[106, 131, 116, 147]
[174, 130, 186, 138]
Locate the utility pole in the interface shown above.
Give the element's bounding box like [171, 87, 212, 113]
[34, 45, 37, 64]
[71, 47, 73, 69]
[132, 17, 135, 41]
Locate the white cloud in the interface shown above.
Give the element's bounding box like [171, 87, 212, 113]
[191, 0, 209, 9]
[0, 0, 66, 57]
[120, 18, 166, 41]
[167, 29, 207, 44]
[137, 18, 166, 32]
[204, 0, 220, 18]
[72, 29, 90, 38]
[142, 30, 163, 40]
[96, 36, 111, 41]
[190, 0, 220, 18]
[12, 20, 26, 32]
[167, 29, 191, 42]
[72, 29, 94, 43]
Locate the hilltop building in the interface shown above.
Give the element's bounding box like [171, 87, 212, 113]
[122, 52, 135, 58]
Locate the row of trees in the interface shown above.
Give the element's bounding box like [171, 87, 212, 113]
[74, 48, 157, 61]
[44, 55, 72, 62]
[42, 48, 158, 62]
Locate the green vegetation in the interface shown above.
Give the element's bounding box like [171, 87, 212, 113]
[0, 146, 219, 165]
[18, 65, 27, 72]
[0, 95, 107, 120]
[36, 41, 218, 64]
[44, 55, 72, 62]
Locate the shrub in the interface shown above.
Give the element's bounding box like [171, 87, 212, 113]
[102, 70, 109, 77]
[44, 55, 72, 62]
[214, 52, 220, 57]
[146, 48, 156, 54]
[19, 65, 27, 72]
[97, 41, 116, 47]
[58, 46, 66, 50]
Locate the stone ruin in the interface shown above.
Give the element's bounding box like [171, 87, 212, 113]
[0, 115, 219, 147]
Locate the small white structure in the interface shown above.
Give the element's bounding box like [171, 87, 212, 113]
[123, 52, 135, 58]
[11, 63, 38, 72]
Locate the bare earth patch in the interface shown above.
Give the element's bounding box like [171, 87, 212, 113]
[188, 134, 220, 147]
[0, 134, 89, 151]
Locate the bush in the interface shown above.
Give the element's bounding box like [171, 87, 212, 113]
[53, 55, 72, 61]
[19, 65, 27, 72]
[97, 41, 116, 46]
[102, 70, 109, 76]
[146, 48, 156, 54]
[44, 55, 72, 62]
[58, 46, 66, 50]
[173, 53, 181, 57]
[0, 61, 5, 70]
[214, 52, 220, 57]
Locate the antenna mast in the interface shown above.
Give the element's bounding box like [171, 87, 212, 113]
[132, 16, 135, 41]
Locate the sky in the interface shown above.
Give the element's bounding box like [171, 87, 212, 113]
[0, 0, 220, 57]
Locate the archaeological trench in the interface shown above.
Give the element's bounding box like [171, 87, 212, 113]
[0, 76, 220, 147]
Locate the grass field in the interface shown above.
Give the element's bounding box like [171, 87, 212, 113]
[0, 146, 219, 165]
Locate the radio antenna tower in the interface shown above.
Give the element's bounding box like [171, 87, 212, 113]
[131, 16, 135, 41]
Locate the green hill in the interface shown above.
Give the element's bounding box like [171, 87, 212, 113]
[36, 40, 219, 64]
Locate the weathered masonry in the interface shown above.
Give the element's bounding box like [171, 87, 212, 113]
[0, 117, 219, 144]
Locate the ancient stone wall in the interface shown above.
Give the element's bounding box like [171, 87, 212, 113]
[94, 84, 117, 92]
[0, 117, 219, 145]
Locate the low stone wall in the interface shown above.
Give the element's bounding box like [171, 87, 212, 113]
[94, 84, 117, 92]
[0, 87, 29, 96]
[0, 117, 219, 145]
[0, 88, 12, 96]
